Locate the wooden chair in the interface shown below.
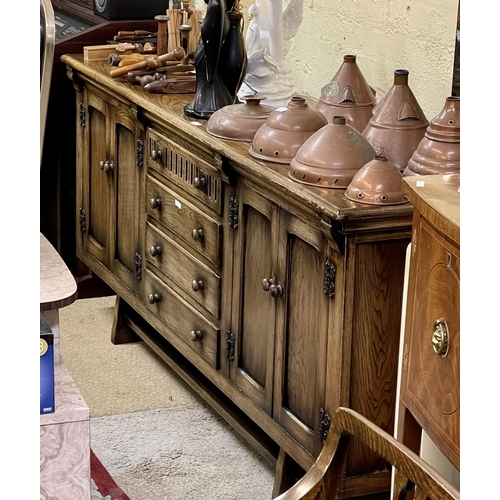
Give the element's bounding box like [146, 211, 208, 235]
[274, 407, 460, 500]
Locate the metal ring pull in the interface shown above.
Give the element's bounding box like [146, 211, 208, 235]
[432, 318, 449, 356]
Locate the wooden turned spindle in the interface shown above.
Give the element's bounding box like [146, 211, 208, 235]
[110, 47, 185, 78]
[179, 25, 192, 54]
[155, 14, 170, 55]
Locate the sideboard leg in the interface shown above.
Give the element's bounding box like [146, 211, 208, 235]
[111, 296, 141, 344]
[272, 448, 305, 498]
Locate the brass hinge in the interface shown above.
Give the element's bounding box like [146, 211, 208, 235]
[318, 407, 331, 443]
[225, 330, 235, 361]
[79, 207, 86, 232]
[79, 103, 86, 127]
[229, 196, 238, 229]
[134, 252, 142, 280]
[136, 139, 144, 167]
[324, 259, 336, 298]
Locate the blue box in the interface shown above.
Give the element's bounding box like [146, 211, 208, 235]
[40, 317, 55, 414]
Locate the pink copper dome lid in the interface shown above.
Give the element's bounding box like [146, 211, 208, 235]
[316, 55, 377, 133]
[288, 116, 376, 189]
[346, 155, 408, 205]
[206, 95, 275, 143]
[249, 96, 328, 164]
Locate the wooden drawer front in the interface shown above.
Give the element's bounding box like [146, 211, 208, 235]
[146, 222, 221, 319]
[147, 128, 222, 214]
[144, 268, 220, 369]
[145, 174, 222, 268]
[405, 218, 460, 453]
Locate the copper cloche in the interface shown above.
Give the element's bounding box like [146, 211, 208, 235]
[249, 96, 328, 164]
[404, 96, 460, 176]
[362, 69, 429, 172]
[345, 155, 408, 205]
[206, 94, 275, 143]
[289, 116, 376, 189]
[316, 55, 377, 134]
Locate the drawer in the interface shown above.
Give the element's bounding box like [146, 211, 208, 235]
[146, 222, 221, 319]
[147, 128, 223, 215]
[404, 218, 460, 454]
[145, 174, 222, 268]
[144, 268, 220, 369]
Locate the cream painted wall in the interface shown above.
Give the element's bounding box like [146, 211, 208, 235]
[191, 0, 459, 120]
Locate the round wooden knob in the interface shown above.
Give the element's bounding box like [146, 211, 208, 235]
[190, 330, 202, 342]
[151, 149, 162, 161]
[193, 176, 206, 190]
[191, 228, 204, 241]
[150, 197, 161, 209]
[192, 279, 204, 292]
[150, 245, 162, 257]
[148, 292, 162, 304]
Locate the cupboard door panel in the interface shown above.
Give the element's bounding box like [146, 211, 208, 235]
[274, 212, 329, 456]
[230, 184, 277, 415]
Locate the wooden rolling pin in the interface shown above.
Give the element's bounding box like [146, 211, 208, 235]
[110, 47, 185, 78]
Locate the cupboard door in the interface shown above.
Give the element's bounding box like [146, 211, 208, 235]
[110, 104, 144, 294]
[273, 210, 330, 456]
[229, 183, 278, 415]
[80, 91, 112, 267]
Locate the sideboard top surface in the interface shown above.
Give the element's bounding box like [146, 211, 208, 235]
[61, 53, 414, 229]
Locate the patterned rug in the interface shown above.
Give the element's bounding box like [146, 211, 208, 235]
[92, 449, 130, 500]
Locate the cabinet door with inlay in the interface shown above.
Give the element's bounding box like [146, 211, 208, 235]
[229, 181, 278, 415]
[273, 209, 331, 457]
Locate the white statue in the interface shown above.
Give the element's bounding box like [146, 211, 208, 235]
[238, 0, 304, 107]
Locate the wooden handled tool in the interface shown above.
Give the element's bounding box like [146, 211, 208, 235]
[110, 47, 185, 78]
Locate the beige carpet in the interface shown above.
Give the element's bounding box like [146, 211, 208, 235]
[59, 295, 275, 499]
[59, 296, 200, 417]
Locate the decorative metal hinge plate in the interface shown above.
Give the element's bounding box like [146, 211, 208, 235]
[225, 330, 235, 361]
[136, 139, 144, 167]
[324, 259, 336, 298]
[134, 252, 142, 280]
[229, 197, 238, 229]
[318, 407, 331, 443]
[79, 207, 86, 232]
[79, 103, 86, 127]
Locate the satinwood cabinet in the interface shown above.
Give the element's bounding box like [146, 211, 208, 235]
[63, 53, 414, 498]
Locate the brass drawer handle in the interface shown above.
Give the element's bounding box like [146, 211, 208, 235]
[148, 292, 162, 304]
[190, 330, 202, 342]
[151, 149, 162, 162]
[150, 197, 161, 210]
[150, 245, 162, 257]
[432, 318, 449, 356]
[262, 278, 283, 297]
[192, 279, 204, 292]
[192, 228, 204, 241]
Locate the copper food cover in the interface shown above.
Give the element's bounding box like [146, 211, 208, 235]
[315, 55, 377, 133]
[362, 69, 429, 172]
[249, 96, 328, 164]
[404, 96, 460, 176]
[206, 95, 275, 143]
[345, 155, 408, 205]
[289, 116, 376, 188]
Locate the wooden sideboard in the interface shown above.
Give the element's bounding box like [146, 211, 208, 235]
[398, 174, 460, 471]
[62, 53, 414, 498]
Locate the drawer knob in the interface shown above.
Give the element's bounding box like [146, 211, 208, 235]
[150, 245, 162, 257]
[432, 318, 449, 356]
[148, 292, 162, 304]
[150, 197, 161, 210]
[192, 279, 204, 292]
[151, 149, 162, 162]
[190, 330, 202, 342]
[100, 160, 114, 173]
[262, 278, 283, 297]
[191, 228, 204, 241]
[193, 176, 206, 190]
